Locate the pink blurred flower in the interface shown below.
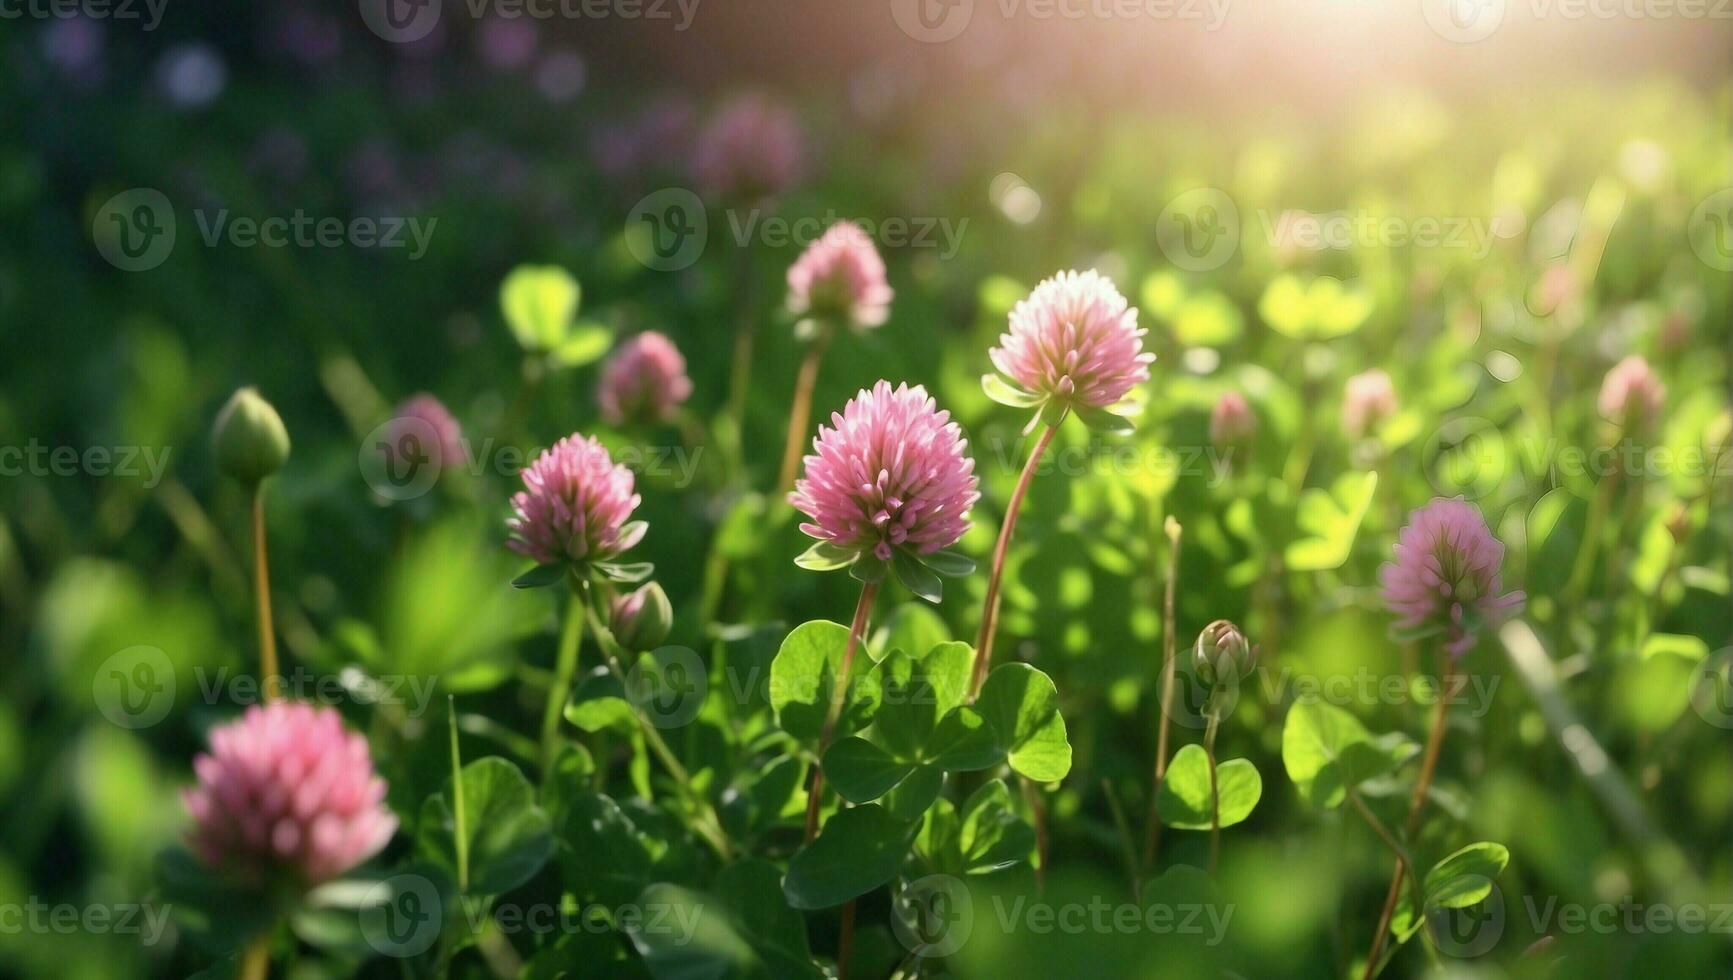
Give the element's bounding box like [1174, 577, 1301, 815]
[507, 434, 644, 566]
[1342, 369, 1397, 440]
[1380, 498, 1524, 656]
[386, 394, 465, 471]
[692, 93, 805, 200]
[989, 269, 1153, 413]
[183, 702, 397, 887]
[598, 332, 694, 426]
[1210, 391, 1256, 447]
[1597, 354, 1666, 432]
[786, 222, 893, 331]
[789, 381, 979, 563]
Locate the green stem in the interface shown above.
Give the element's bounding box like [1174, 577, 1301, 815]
[970, 422, 1059, 699]
[251, 485, 281, 702]
[1143, 516, 1183, 873]
[778, 328, 834, 493]
[1204, 710, 1221, 874]
[448, 697, 469, 894]
[805, 579, 881, 841]
[578, 582, 736, 861]
[540, 590, 586, 776]
[239, 932, 270, 980]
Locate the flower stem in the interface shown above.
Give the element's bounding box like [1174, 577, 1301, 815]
[539, 590, 585, 776]
[250, 486, 281, 702]
[1362, 659, 1454, 979]
[721, 247, 758, 486]
[804, 578, 880, 842]
[777, 330, 833, 492]
[1142, 516, 1183, 872]
[448, 696, 469, 893]
[1203, 709, 1221, 874]
[239, 933, 270, 980]
[970, 423, 1058, 699]
[578, 582, 736, 861]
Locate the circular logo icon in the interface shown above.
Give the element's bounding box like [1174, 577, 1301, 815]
[1161, 655, 1248, 732]
[891, 0, 974, 43]
[360, 874, 443, 957]
[93, 645, 176, 729]
[1421, 0, 1505, 43]
[359, 415, 444, 502]
[1156, 188, 1239, 272]
[92, 189, 175, 272]
[1687, 188, 1733, 272]
[1422, 416, 1507, 501]
[892, 874, 973, 958]
[1426, 876, 1504, 958]
[1689, 648, 1733, 729]
[625, 646, 707, 729]
[358, 0, 442, 43]
[626, 188, 708, 272]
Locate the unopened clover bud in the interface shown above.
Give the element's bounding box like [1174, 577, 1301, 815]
[212, 387, 291, 485]
[1194, 619, 1254, 689]
[610, 581, 672, 652]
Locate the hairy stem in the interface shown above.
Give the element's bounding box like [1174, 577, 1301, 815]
[251, 486, 281, 702]
[539, 591, 585, 776]
[777, 330, 834, 492]
[1143, 516, 1183, 871]
[1362, 659, 1453, 979]
[970, 423, 1058, 698]
[805, 579, 880, 842]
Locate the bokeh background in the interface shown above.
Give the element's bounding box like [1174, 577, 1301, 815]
[2, 1, 1730, 977]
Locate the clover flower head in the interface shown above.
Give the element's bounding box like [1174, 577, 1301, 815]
[1380, 497, 1524, 657]
[183, 702, 397, 888]
[789, 381, 979, 566]
[507, 433, 644, 566]
[387, 393, 465, 471]
[1597, 354, 1666, 432]
[1210, 391, 1257, 447]
[786, 221, 893, 331]
[1342, 368, 1397, 440]
[599, 331, 694, 426]
[988, 269, 1152, 414]
[692, 93, 805, 200]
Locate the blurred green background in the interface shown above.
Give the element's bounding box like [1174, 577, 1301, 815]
[1, 2, 1730, 977]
